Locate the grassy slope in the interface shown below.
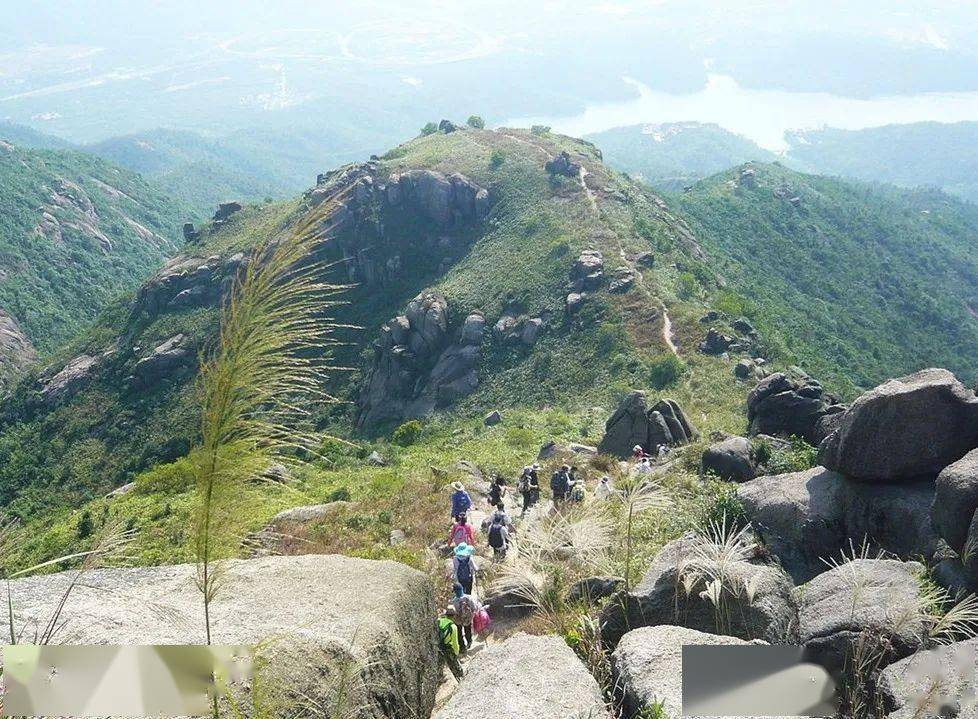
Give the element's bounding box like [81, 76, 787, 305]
[6, 127, 753, 569]
[676, 162, 978, 395]
[0, 143, 188, 353]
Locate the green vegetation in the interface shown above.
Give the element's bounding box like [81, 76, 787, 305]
[786, 121, 978, 203]
[677, 162, 978, 395]
[586, 122, 776, 192]
[466, 115, 486, 129]
[421, 122, 438, 136]
[0, 142, 187, 353]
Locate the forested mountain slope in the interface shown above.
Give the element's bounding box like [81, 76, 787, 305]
[676, 162, 978, 393]
[0, 141, 188, 389]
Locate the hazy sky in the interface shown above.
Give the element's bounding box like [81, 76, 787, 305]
[3, 1, 978, 148]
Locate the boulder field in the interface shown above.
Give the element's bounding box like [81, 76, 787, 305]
[0, 555, 440, 719]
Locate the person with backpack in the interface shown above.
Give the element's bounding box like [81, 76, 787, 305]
[450, 481, 472, 520]
[487, 515, 510, 560]
[518, 465, 541, 515]
[448, 514, 474, 548]
[487, 474, 507, 508]
[551, 464, 571, 506]
[452, 583, 481, 652]
[595, 475, 615, 501]
[452, 543, 478, 595]
[437, 606, 464, 680]
[569, 473, 586, 504]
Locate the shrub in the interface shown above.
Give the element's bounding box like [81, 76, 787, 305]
[759, 436, 818, 474]
[676, 271, 698, 299]
[77, 510, 94, 540]
[698, 484, 747, 532]
[421, 122, 438, 136]
[466, 115, 485, 129]
[531, 125, 551, 136]
[392, 419, 423, 446]
[489, 148, 505, 168]
[327, 487, 351, 502]
[648, 353, 687, 389]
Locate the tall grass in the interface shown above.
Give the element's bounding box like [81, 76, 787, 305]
[192, 193, 349, 646]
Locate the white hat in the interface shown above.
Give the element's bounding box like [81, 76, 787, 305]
[451, 481, 464, 491]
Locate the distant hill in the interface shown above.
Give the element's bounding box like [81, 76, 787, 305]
[676, 162, 978, 393]
[585, 122, 778, 192]
[0, 122, 75, 151]
[785, 122, 978, 203]
[0, 142, 187, 371]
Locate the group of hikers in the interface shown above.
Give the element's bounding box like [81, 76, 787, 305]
[435, 451, 660, 679]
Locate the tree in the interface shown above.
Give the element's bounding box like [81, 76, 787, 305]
[421, 122, 438, 136]
[466, 115, 485, 129]
[489, 149, 505, 168]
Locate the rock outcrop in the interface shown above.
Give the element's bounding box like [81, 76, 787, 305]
[612, 626, 813, 719]
[738, 467, 938, 583]
[131, 253, 241, 320]
[384, 169, 490, 227]
[796, 559, 927, 672]
[818, 368, 978, 482]
[877, 638, 978, 719]
[38, 353, 99, 404]
[433, 633, 609, 719]
[600, 534, 798, 647]
[1, 555, 440, 719]
[545, 151, 582, 178]
[701, 435, 757, 482]
[0, 309, 35, 390]
[931, 448, 978, 590]
[699, 327, 735, 355]
[747, 371, 846, 445]
[357, 293, 484, 427]
[598, 391, 698, 458]
[569, 249, 604, 293]
[130, 334, 194, 388]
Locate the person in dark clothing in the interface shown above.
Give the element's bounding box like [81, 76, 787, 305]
[518, 465, 541, 515]
[487, 474, 507, 508]
[551, 464, 572, 505]
[449, 481, 472, 520]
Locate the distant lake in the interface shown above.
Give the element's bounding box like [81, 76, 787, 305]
[506, 74, 978, 150]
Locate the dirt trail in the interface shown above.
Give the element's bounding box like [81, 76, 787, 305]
[579, 166, 597, 214]
[662, 308, 679, 355]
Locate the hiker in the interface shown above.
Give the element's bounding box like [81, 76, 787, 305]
[448, 513, 475, 548]
[452, 543, 478, 594]
[657, 443, 671, 459]
[452, 583, 481, 651]
[551, 464, 572, 505]
[450, 481, 472, 520]
[569, 474, 586, 504]
[518, 465, 541, 514]
[487, 514, 510, 560]
[491, 503, 515, 532]
[636, 457, 653, 475]
[595, 475, 615, 501]
[632, 444, 648, 459]
[437, 606, 464, 680]
[487, 474, 507, 508]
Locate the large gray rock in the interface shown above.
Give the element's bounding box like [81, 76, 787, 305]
[598, 392, 697, 458]
[701, 436, 757, 482]
[796, 559, 927, 672]
[0, 555, 439, 719]
[877, 638, 978, 719]
[0, 309, 35, 391]
[932, 449, 978, 555]
[739, 467, 939, 583]
[599, 534, 798, 647]
[818, 368, 978, 482]
[747, 372, 846, 445]
[384, 170, 491, 226]
[433, 633, 609, 719]
[39, 353, 99, 404]
[357, 292, 482, 427]
[130, 333, 193, 387]
[612, 626, 791, 719]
